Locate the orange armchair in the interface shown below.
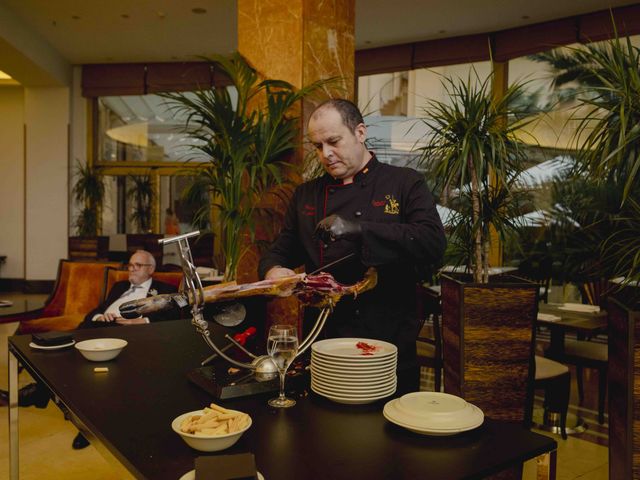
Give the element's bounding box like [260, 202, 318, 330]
[0, 260, 122, 334]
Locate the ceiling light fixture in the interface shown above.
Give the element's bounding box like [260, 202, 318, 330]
[192, 7, 207, 14]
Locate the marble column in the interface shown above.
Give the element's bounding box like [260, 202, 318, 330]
[238, 0, 355, 120]
[236, 0, 356, 329]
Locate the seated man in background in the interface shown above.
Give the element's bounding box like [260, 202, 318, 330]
[80, 249, 178, 327]
[11, 250, 180, 450]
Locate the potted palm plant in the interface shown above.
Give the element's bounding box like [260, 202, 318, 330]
[127, 173, 154, 233]
[162, 53, 325, 281]
[417, 71, 540, 425]
[125, 172, 164, 266]
[69, 161, 109, 261]
[538, 34, 640, 479]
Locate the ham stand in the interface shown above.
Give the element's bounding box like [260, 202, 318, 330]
[159, 231, 331, 399]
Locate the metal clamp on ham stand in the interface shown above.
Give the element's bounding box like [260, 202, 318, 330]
[150, 231, 333, 399]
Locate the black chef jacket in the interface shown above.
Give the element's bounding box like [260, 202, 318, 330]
[259, 155, 446, 373]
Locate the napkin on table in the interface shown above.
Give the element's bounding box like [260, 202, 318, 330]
[537, 313, 561, 322]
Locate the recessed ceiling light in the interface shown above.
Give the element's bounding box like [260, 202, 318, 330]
[121, 14, 130, 19]
[71, 15, 80, 20]
[192, 7, 207, 14]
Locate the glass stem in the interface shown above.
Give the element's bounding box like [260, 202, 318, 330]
[278, 370, 286, 400]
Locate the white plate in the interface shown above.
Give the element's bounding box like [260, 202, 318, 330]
[311, 378, 396, 395]
[312, 350, 397, 365]
[383, 404, 484, 436]
[311, 381, 396, 398]
[310, 361, 397, 375]
[558, 303, 600, 313]
[311, 355, 397, 369]
[383, 395, 484, 432]
[312, 338, 397, 359]
[311, 384, 396, 405]
[311, 362, 396, 375]
[311, 373, 395, 388]
[29, 341, 76, 350]
[310, 366, 396, 382]
[179, 469, 264, 480]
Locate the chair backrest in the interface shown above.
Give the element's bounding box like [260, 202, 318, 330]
[102, 267, 184, 303]
[42, 260, 121, 316]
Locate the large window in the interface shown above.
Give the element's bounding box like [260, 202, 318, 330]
[96, 88, 237, 164]
[357, 61, 492, 169]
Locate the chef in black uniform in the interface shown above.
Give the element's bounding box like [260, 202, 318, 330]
[259, 98, 446, 392]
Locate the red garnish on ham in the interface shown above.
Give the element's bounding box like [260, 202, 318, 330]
[356, 341, 380, 356]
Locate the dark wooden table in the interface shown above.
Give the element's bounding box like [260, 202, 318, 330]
[8, 320, 557, 480]
[537, 303, 608, 357]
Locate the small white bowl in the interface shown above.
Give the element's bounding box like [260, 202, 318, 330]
[75, 338, 128, 361]
[171, 409, 252, 452]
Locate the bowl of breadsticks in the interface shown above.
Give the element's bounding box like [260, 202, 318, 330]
[171, 402, 252, 452]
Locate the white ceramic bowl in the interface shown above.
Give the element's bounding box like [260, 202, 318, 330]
[75, 338, 128, 361]
[171, 410, 252, 452]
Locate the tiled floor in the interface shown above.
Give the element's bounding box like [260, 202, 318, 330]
[0, 291, 608, 479]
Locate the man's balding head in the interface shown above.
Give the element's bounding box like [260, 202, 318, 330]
[128, 250, 156, 286]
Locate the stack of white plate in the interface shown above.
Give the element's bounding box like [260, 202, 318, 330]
[310, 338, 397, 405]
[383, 392, 484, 436]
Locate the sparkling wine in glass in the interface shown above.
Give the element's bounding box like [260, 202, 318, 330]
[267, 324, 299, 408]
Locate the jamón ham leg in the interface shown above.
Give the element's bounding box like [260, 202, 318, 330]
[119, 268, 378, 319]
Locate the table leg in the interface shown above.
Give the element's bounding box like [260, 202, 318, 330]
[547, 326, 565, 358]
[536, 450, 557, 480]
[9, 348, 19, 480]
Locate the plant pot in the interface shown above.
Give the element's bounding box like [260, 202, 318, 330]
[68, 236, 109, 262]
[607, 287, 640, 480]
[440, 273, 538, 424]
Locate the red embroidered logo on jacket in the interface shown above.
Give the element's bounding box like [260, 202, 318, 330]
[372, 200, 385, 207]
[302, 204, 316, 216]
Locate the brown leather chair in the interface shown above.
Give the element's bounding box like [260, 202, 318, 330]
[0, 260, 121, 333]
[103, 266, 183, 299]
[415, 283, 443, 392]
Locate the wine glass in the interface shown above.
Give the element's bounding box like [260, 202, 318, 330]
[267, 324, 299, 408]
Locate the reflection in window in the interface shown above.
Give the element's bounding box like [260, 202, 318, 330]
[357, 62, 492, 169]
[97, 87, 238, 163]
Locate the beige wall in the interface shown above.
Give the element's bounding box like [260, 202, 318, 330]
[24, 87, 69, 280]
[0, 87, 25, 279]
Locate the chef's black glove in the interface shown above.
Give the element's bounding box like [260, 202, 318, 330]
[314, 214, 362, 243]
